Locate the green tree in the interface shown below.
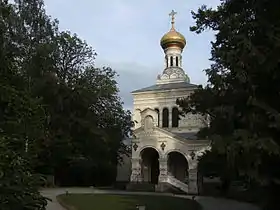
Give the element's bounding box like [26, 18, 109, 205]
[177, 0, 280, 206]
[31, 30, 132, 185]
[0, 0, 48, 208]
[0, 139, 47, 210]
[1, 0, 132, 189]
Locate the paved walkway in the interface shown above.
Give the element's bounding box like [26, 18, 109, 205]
[41, 188, 260, 210]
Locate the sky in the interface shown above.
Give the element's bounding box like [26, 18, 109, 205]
[43, 0, 220, 110]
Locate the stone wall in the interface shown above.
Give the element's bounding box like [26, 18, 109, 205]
[132, 89, 207, 130]
[116, 153, 131, 182]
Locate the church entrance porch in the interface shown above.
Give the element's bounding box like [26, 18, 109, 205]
[129, 147, 199, 194]
[167, 152, 189, 184]
[140, 148, 159, 184]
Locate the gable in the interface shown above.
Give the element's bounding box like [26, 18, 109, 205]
[133, 127, 186, 142]
[131, 82, 198, 93]
[140, 108, 159, 127]
[134, 127, 207, 143]
[140, 108, 157, 116]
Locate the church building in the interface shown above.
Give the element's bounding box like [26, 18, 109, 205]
[117, 10, 210, 195]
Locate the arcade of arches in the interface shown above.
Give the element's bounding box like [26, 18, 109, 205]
[155, 107, 180, 128]
[139, 148, 189, 184]
[165, 55, 182, 68]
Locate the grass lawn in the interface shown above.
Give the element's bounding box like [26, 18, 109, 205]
[57, 193, 201, 210]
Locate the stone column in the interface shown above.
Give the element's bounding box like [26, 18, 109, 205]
[188, 168, 198, 194]
[165, 56, 168, 68]
[159, 109, 163, 127]
[169, 108, 172, 128]
[130, 158, 142, 183]
[188, 159, 198, 194]
[180, 55, 182, 67]
[156, 157, 168, 192]
[158, 158, 168, 182]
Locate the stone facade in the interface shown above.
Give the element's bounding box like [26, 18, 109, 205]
[129, 123, 209, 194]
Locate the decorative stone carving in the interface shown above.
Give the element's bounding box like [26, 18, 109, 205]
[189, 150, 196, 160]
[130, 158, 142, 182]
[170, 73, 177, 79]
[161, 74, 168, 79]
[130, 167, 142, 182]
[137, 130, 155, 138]
[196, 146, 211, 157]
[188, 159, 198, 170]
[133, 143, 138, 151]
[158, 158, 168, 182]
[162, 67, 185, 77]
[160, 142, 166, 151]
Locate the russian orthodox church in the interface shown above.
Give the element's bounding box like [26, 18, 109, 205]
[117, 10, 210, 195]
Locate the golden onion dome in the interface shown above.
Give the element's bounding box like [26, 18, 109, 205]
[160, 10, 186, 50]
[160, 29, 186, 50]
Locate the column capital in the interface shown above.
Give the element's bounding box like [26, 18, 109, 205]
[158, 157, 167, 162]
[188, 168, 198, 174]
[188, 159, 198, 170]
[131, 157, 141, 161]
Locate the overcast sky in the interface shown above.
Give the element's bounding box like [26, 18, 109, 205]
[44, 0, 220, 110]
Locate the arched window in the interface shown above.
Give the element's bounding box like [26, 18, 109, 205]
[166, 57, 168, 67]
[154, 108, 160, 127]
[162, 108, 169, 128]
[172, 107, 179, 127]
[170, 56, 173, 66]
[144, 115, 154, 130]
[176, 57, 179, 66]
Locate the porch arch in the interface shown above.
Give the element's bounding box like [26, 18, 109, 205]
[163, 149, 190, 164]
[138, 145, 161, 158]
[165, 149, 189, 183]
[140, 147, 160, 184]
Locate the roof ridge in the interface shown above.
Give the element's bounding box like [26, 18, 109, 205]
[132, 82, 198, 93]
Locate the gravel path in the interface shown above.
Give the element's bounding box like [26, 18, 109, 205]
[41, 188, 260, 210]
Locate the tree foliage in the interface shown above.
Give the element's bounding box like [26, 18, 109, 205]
[0, 139, 47, 210]
[177, 0, 280, 204]
[1, 0, 132, 208]
[0, 0, 48, 208]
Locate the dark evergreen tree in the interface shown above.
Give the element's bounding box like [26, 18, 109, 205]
[177, 0, 280, 208]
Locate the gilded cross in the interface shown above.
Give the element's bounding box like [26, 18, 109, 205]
[169, 10, 177, 29]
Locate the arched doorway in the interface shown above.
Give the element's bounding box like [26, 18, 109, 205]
[167, 152, 189, 183]
[141, 148, 159, 184]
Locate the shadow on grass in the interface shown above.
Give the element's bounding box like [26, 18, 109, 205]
[201, 183, 265, 206]
[57, 193, 201, 210]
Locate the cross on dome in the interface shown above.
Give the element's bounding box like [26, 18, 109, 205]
[169, 10, 177, 30]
